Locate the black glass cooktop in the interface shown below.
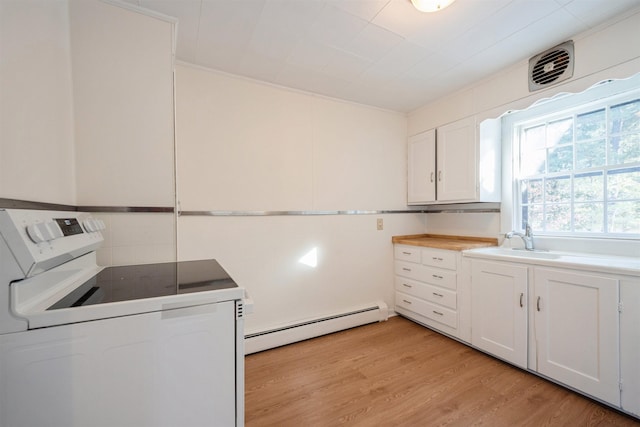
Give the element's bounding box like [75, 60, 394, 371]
[48, 259, 237, 310]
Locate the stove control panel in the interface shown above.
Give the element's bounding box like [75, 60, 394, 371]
[0, 209, 104, 278]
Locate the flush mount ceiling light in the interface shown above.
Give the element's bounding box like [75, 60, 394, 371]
[411, 0, 456, 12]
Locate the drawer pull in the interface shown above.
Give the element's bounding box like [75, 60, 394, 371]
[432, 292, 443, 297]
[402, 267, 412, 272]
[403, 283, 412, 288]
[402, 251, 412, 255]
[432, 257, 443, 261]
[433, 310, 444, 316]
[403, 299, 412, 305]
[432, 274, 443, 279]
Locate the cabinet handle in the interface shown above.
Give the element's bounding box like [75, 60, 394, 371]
[402, 283, 412, 288]
[402, 251, 412, 255]
[432, 292, 443, 297]
[403, 299, 412, 304]
[519, 293, 524, 308]
[432, 274, 443, 279]
[536, 296, 541, 312]
[432, 257, 443, 261]
[433, 310, 444, 316]
[430, 172, 434, 183]
[438, 171, 442, 181]
[402, 267, 412, 272]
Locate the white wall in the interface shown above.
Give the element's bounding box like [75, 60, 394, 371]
[179, 214, 425, 334]
[408, 7, 640, 239]
[175, 64, 424, 332]
[0, 0, 76, 205]
[176, 64, 409, 211]
[93, 212, 175, 266]
[67, 0, 177, 266]
[70, 0, 175, 208]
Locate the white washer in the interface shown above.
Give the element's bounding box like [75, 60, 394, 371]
[0, 209, 247, 427]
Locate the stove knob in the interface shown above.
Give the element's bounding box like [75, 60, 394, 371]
[83, 218, 97, 232]
[26, 222, 62, 243]
[46, 221, 63, 239]
[26, 224, 46, 243]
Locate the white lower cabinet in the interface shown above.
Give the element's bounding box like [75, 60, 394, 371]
[470, 260, 528, 369]
[532, 267, 620, 406]
[620, 277, 640, 417]
[394, 245, 461, 338]
[469, 259, 622, 407]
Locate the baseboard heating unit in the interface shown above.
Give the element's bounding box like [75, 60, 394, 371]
[244, 302, 389, 354]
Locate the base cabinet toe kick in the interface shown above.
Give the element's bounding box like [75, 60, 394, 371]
[393, 242, 640, 420]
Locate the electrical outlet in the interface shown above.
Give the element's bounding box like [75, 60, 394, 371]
[376, 218, 383, 231]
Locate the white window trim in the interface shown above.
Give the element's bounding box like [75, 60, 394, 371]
[500, 73, 640, 257]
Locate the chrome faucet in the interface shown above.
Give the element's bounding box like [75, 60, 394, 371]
[505, 223, 534, 251]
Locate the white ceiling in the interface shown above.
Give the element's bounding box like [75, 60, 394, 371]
[122, 0, 640, 112]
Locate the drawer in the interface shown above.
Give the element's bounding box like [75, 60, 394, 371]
[395, 260, 422, 281]
[395, 276, 457, 310]
[423, 266, 457, 290]
[394, 245, 421, 263]
[422, 248, 457, 270]
[395, 261, 457, 290]
[396, 292, 457, 328]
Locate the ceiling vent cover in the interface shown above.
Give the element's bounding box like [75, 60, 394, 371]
[528, 41, 574, 92]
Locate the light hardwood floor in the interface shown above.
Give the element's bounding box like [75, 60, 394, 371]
[245, 316, 639, 426]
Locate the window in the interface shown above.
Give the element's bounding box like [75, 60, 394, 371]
[510, 84, 640, 238]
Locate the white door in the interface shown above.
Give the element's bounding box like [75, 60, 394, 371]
[408, 129, 436, 204]
[436, 117, 477, 202]
[471, 260, 528, 368]
[534, 267, 619, 406]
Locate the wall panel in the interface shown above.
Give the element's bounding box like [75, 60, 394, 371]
[70, 0, 175, 207]
[175, 64, 416, 331]
[0, 0, 75, 204]
[178, 214, 426, 333]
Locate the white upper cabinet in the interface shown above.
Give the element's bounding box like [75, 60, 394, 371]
[407, 129, 436, 204]
[436, 117, 477, 201]
[408, 117, 501, 205]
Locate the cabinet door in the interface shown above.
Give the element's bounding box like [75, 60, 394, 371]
[534, 268, 619, 406]
[407, 129, 436, 204]
[436, 117, 477, 202]
[620, 277, 640, 416]
[471, 260, 528, 368]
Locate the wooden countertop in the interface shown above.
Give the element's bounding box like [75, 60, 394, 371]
[392, 234, 498, 251]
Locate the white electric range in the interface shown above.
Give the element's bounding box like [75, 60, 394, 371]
[0, 208, 247, 427]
